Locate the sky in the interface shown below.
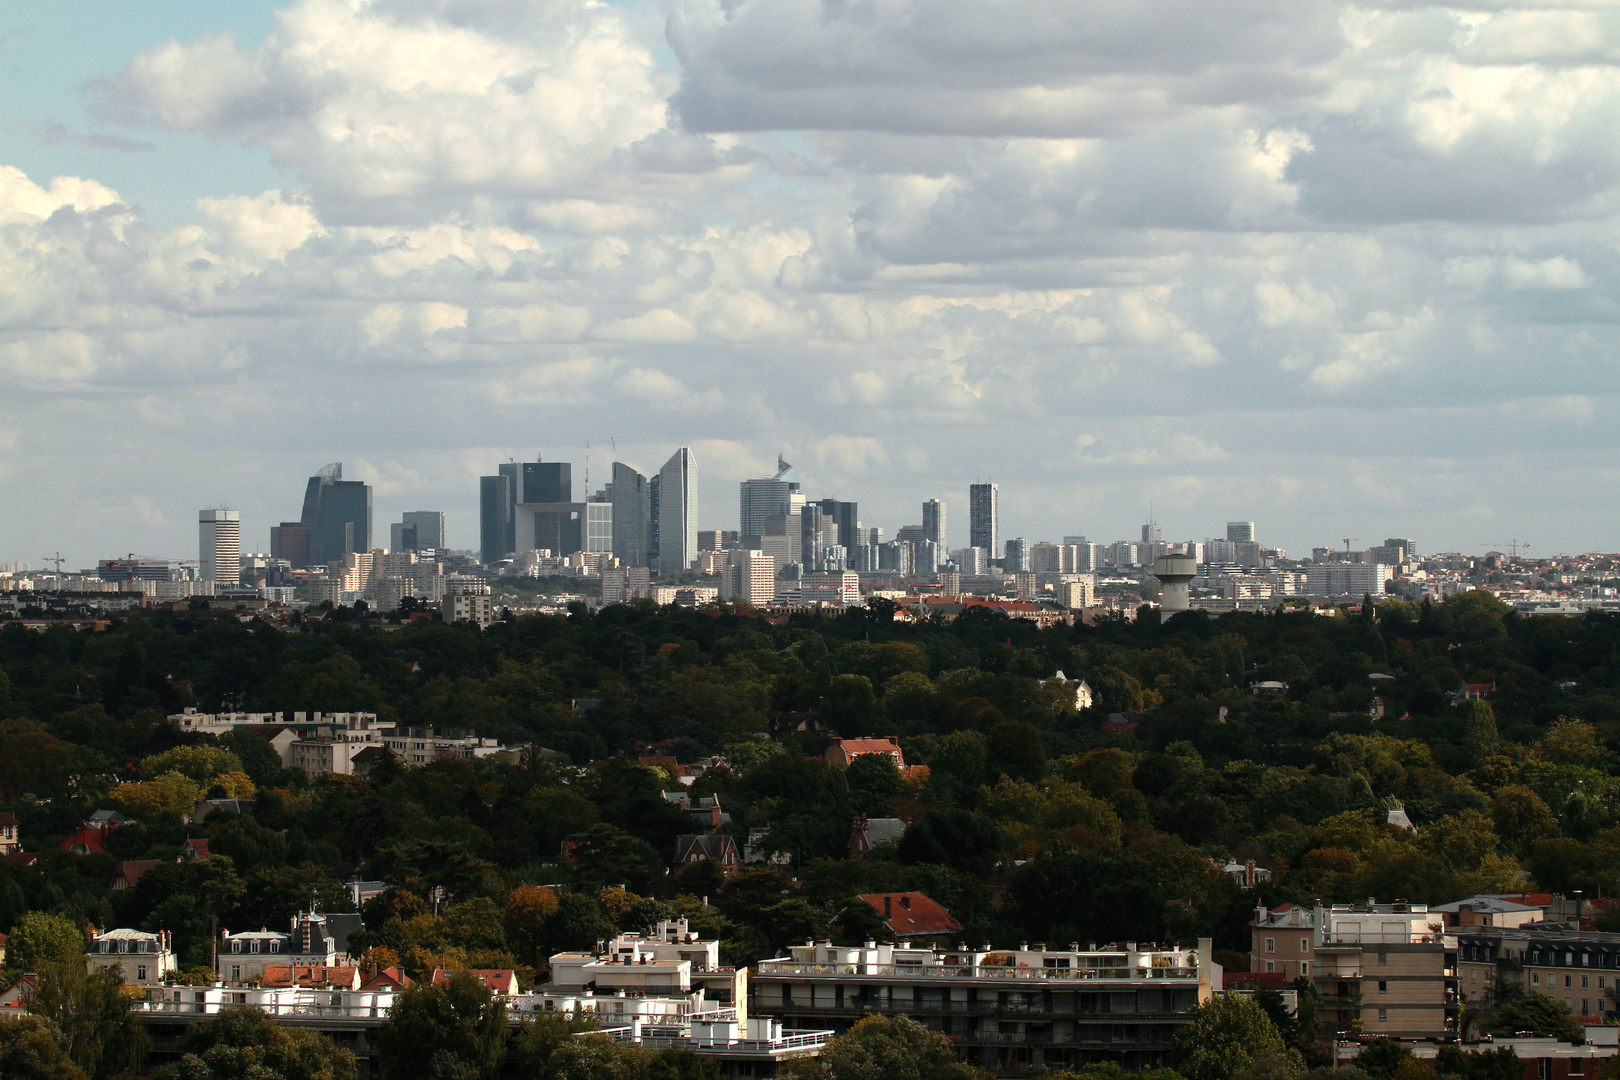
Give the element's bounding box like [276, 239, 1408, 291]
[2, 0, 1617, 569]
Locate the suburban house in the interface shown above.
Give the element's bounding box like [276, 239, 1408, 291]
[849, 817, 907, 858]
[87, 928, 175, 987]
[825, 738, 904, 768]
[674, 834, 741, 875]
[858, 892, 962, 938]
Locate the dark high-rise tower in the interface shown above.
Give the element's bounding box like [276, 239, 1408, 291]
[656, 447, 697, 576]
[922, 499, 946, 550]
[610, 460, 652, 567]
[969, 482, 998, 554]
[480, 473, 512, 565]
[816, 498, 858, 553]
[294, 463, 371, 566]
[522, 461, 571, 504]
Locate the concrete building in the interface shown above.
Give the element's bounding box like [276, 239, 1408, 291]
[724, 550, 776, 607]
[1004, 538, 1029, 572]
[87, 929, 175, 987]
[1227, 522, 1255, 543]
[1308, 901, 1453, 1042]
[442, 578, 494, 628]
[199, 509, 241, 587]
[1306, 563, 1392, 599]
[1153, 554, 1197, 621]
[751, 938, 1215, 1076]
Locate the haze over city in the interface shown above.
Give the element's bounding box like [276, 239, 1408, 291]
[3, 0, 1617, 568]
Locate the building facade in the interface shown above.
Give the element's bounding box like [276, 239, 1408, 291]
[198, 509, 241, 587]
[657, 448, 698, 576]
[969, 483, 998, 556]
[751, 939, 1215, 1076]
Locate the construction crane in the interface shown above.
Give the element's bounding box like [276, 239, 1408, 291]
[42, 552, 66, 574]
[1488, 540, 1532, 558]
[1342, 538, 1360, 553]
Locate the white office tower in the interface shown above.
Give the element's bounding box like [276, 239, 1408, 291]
[199, 509, 241, 587]
[724, 550, 776, 607]
[1227, 521, 1256, 543]
[1153, 554, 1197, 623]
[656, 448, 698, 576]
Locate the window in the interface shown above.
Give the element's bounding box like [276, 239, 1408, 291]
[231, 966, 241, 980]
[1266, 939, 1275, 954]
[1378, 1009, 1388, 1022]
[1566, 975, 1573, 988]
[1379, 982, 1388, 993]
[1533, 973, 1541, 986]
[1582, 999, 1590, 1015]
[1471, 969, 1478, 982]
[1301, 938, 1310, 953]
[1302, 962, 1311, 976]
[231, 941, 241, 954]
[1583, 976, 1590, 989]
[1603, 977, 1609, 989]
[1265, 962, 1275, 973]
[251, 941, 260, 954]
[1539, 1060, 1554, 1080]
[1571, 1060, 1585, 1077]
[136, 965, 147, 981]
[1378, 953, 1388, 966]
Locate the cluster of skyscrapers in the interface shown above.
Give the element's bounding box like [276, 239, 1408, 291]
[476, 449, 697, 576]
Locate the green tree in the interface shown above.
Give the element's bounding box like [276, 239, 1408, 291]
[8, 912, 86, 971]
[1490, 786, 1560, 856]
[154, 1005, 356, 1080]
[985, 720, 1047, 782]
[544, 1036, 655, 1080]
[822, 675, 878, 737]
[1353, 1041, 1415, 1080]
[0, 1014, 88, 1080]
[1461, 702, 1499, 766]
[1540, 718, 1606, 768]
[1485, 989, 1583, 1042]
[26, 963, 150, 1080]
[1172, 994, 1301, 1080]
[377, 970, 506, 1080]
[789, 1013, 987, 1080]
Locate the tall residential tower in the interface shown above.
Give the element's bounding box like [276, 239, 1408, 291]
[969, 482, 998, 556]
[198, 509, 240, 587]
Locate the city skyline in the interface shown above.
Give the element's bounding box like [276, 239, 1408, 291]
[0, 444, 1590, 570]
[4, 2, 1618, 568]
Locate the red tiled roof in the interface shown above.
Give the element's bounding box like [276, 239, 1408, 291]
[59, 826, 109, 854]
[112, 860, 161, 888]
[859, 891, 962, 937]
[262, 965, 360, 989]
[359, 966, 414, 993]
[431, 968, 519, 994]
[0, 813, 19, 826]
[185, 838, 211, 858]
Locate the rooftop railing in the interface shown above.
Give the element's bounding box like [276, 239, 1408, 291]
[755, 963, 1198, 981]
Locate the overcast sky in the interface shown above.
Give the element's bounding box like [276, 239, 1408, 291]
[2, 0, 1617, 568]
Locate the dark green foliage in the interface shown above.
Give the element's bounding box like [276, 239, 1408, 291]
[26, 963, 150, 1080]
[155, 1005, 356, 1080]
[0, 1014, 88, 1080]
[376, 971, 506, 1080]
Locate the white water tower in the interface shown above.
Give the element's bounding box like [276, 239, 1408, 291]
[1152, 554, 1197, 622]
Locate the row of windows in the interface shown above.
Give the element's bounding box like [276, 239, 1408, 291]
[94, 940, 159, 954]
[1531, 972, 1607, 991]
[229, 939, 284, 954]
[1262, 938, 1312, 953]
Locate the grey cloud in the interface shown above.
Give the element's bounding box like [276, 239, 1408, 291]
[669, 0, 1345, 136]
[37, 123, 155, 153]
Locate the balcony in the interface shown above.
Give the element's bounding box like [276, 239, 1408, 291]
[754, 963, 1199, 982]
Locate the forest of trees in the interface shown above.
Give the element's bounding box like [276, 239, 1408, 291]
[0, 592, 1617, 986]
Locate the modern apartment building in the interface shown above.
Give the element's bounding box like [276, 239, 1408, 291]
[656, 448, 698, 576]
[198, 508, 241, 587]
[750, 938, 1216, 1077]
